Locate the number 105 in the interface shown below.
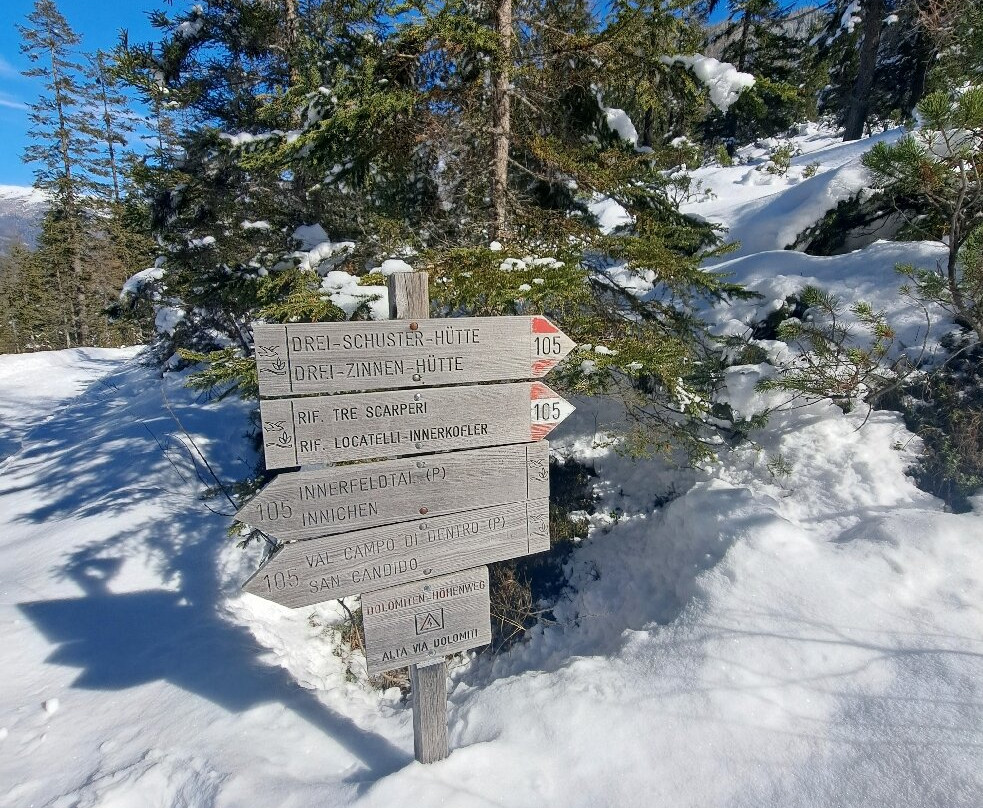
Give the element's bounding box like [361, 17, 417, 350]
[533, 401, 561, 420]
[535, 336, 562, 355]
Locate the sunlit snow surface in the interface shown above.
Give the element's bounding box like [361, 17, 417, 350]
[1, 127, 982, 807]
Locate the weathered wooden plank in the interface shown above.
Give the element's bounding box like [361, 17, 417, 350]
[242, 498, 549, 607]
[259, 382, 574, 469]
[362, 566, 492, 675]
[235, 441, 550, 542]
[252, 315, 575, 397]
[388, 271, 429, 320]
[389, 273, 450, 765]
[410, 662, 448, 764]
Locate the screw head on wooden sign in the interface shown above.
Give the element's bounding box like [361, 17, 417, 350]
[259, 381, 575, 469]
[253, 316, 575, 397]
[242, 498, 550, 607]
[361, 566, 492, 675]
[236, 441, 550, 543]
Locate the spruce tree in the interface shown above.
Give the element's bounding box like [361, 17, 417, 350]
[812, 0, 946, 137]
[863, 87, 983, 341]
[19, 0, 102, 345]
[0, 241, 60, 352]
[123, 0, 749, 456]
[85, 50, 135, 205]
[707, 0, 820, 141]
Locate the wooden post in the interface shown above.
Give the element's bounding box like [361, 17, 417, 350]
[410, 661, 448, 763]
[388, 271, 450, 764]
[388, 271, 429, 322]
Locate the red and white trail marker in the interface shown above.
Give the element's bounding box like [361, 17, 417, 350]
[253, 315, 576, 397]
[258, 381, 575, 469]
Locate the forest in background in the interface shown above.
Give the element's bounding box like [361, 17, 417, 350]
[0, 0, 981, 505]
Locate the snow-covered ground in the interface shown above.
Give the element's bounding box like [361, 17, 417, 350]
[1, 128, 981, 807]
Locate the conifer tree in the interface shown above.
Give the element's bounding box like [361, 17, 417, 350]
[863, 88, 983, 341]
[707, 0, 819, 141]
[19, 0, 99, 345]
[811, 0, 944, 137]
[17, 1, 154, 350]
[123, 0, 749, 456]
[85, 50, 135, 205]
[0, 241, 60, 352]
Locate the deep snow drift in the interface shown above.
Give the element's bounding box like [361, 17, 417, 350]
[1, 128, 981, 808]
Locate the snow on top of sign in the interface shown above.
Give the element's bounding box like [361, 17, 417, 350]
[377, 258, 414, 276]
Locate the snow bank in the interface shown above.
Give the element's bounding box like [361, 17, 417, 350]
[377, 258, 414, 276]
[685, 127, 906, 258]
[708, 239, 951, 359]
[3, 126, 981, 808]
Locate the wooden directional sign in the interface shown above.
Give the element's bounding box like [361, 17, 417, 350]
[253, 316, 575, 397]
[236, 442, 550, 542]
[243, 499, 549, 607]
[362, 566, 492, 675]
[260, 381, 575, 469]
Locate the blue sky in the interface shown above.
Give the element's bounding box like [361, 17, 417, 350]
[0, 0, 739, 188]
[0, 0, 159, 186]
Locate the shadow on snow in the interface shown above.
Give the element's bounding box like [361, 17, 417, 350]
[14, 356, 410, 782]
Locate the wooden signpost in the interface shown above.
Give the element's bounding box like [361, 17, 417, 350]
[235, 442, 549, 542]
[238, 271, 575, 765]
[253, 315, 575, 396]
[259, 381, 574, 468]
[243, 499, 549, 607]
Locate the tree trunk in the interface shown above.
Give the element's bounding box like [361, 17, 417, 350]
[905, 28, 931, 115]
[843, 0, 885, 141]
[283, 0, 302, 86]
[72, 231, 88, 346]
[490, 0, 512, 242]
[95, 53, 121, 204]
[641, 107, 653, 150]
[737, 11, 752, 73]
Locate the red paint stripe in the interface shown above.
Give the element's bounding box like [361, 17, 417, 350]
[532, 359, 557, 376]
[531, 424, 554, 440]
[532, 316, 558, 334]
[529, 382, 553, 400]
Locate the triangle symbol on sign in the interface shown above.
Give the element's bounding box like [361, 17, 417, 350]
[416, 611, 442, 632]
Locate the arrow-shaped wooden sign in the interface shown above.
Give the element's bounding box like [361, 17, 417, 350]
[259, 381, 575, 469]
[242, 498, 549, 607]
[235, 442, 550, 543]
[253, 316, 575, 397]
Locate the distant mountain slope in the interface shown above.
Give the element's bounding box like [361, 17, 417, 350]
[0, 185, 47, 251]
